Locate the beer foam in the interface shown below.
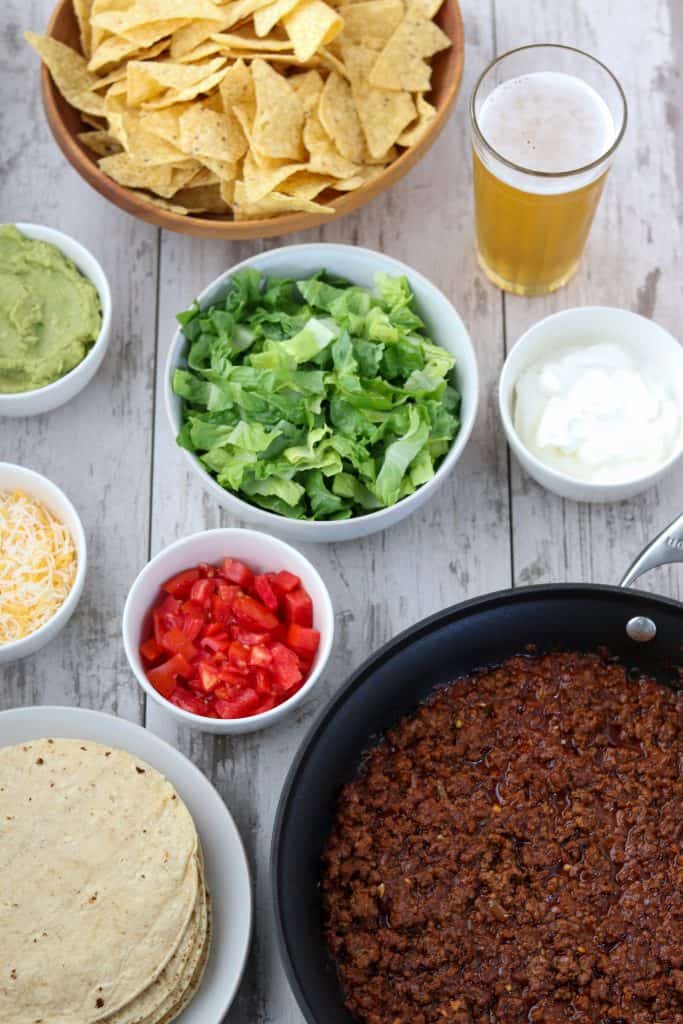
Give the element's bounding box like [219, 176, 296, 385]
[477, 71, 616, 189]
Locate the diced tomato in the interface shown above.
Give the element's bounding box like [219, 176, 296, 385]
[170, 686, 210, 716]
[152, 595, 183, 646]
[211, 582, 240, 624]
[200, 631, 231, 654]
[190, 578, 215, 606]
[271, 642, 303, 692]
[269, 570, 301, 594]
[216, 667, 249, 690]
[162, 568, 200, 599]
[140, 637, 163, 663]
[253, 574, 279, 610]
[197, 661, 222, 694]
[219, 558, 253, 588]
[147, 653, 193, 699]
[215, 688, 261, 719]
[231, 626, 269, 646]
[253, 668, 274, 695]
[180, 599, 205, 641]
[160, 627, 198, 662]
[286, 624, 320, 660]
[249, 644, 272, 668]
[256, 695, 277, 712]
[141, 555, 318, 720]
[283, 588, 313, 627]
[228, 640, 251, 672]
[233, 594, 279, 631]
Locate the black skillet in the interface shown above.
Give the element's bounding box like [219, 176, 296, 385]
[271, 512, 683, 1024]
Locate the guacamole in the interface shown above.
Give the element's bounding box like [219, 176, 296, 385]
[0, 225, 102, 393]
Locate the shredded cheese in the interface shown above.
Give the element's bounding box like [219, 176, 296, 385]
[0, 489, 77, 644]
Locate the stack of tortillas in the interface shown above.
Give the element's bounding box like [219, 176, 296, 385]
[0, 738, 211, 1024]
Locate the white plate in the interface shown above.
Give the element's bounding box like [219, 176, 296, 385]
[0, 705, 252, 1024]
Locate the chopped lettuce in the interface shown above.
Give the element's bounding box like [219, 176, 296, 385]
[173, 270, 460, 521]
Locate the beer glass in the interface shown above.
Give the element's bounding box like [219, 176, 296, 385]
[470, 45, 627, 296]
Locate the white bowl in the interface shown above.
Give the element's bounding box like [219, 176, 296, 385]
[165, 243, 479, 542]
[0, 223, 112, 417]
[499, 307, 683, 503]
[122, 528, 335, 734]
[0, 463, 87, 662]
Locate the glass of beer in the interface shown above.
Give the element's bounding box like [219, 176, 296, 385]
[470, 45, 627, 296]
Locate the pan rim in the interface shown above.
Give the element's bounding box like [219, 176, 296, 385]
[271, 580, 682, 1024]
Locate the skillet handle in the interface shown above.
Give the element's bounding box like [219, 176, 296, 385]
[620, 512, 683, 587]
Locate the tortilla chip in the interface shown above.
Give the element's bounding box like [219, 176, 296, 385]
[174, 40, 223, 63]
[318, 71, 365, 163]
[98, 152, 200, 196]
[179, 102, 248, 162]
[303, 112, 361, 177]
[233, 180, 334, 218]
[283, 0, 343, 61]
[368, 5, 450, 91]
[124, 115, 188, 162]
[253, 0, 302, 37]
[397, 93, 436, 146]
[288, 69, 324, 114]
[169, 20, 216, 58]
[335, 165, 385, 188]
[337, 0, 403, 49]
[73, 0, 94, 58]
[142, 63, 229, 109]
[251, 59, 305, 159]
[218, 58, 255, 110]
[210, 30, 293, 50]
[139, 104, 192, 148]
[127, 57, 226, 105]
[341, 41, 415, 158]
[172, 183, 231, 211]
[241, 150, 308, 200]
[77, 128, 123, 156]
[89, 1, 225, 34]
[24, 32, 105, 117]
[278, 170, 336, 198]
[129, 190, 191, 214]
[87, 21, 186, 71]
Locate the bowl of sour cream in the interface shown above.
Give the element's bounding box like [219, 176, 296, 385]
[499, 307, 683, 502]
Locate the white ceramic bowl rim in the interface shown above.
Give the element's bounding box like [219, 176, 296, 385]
[165, 243, 479, 533]
[500, 305, 683, 492]
[0, 462, 87, 653]
[122, 527, 334, 728]
[0, 223, 112, 402]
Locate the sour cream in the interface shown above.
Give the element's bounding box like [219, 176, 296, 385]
[513, 341, 681, 483]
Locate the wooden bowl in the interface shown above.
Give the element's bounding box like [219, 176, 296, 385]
[42, 0, 464, 239]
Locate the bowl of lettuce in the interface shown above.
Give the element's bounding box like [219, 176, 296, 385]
[165, 245, 478, 542]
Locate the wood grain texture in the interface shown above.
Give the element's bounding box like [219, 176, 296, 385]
[0, 1, 157, 720]
[3, 0, 683, 1022]
[493, 0, 683, 600]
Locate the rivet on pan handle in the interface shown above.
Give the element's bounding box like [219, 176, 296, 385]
[620, 512, 683, 587]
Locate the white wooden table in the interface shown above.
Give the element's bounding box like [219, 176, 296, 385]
[2, 2, 683, 1021]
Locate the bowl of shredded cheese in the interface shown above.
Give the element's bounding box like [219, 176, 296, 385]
[0, 463, 86, 662]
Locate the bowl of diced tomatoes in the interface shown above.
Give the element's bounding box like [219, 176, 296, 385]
[122, 528, 334, 733]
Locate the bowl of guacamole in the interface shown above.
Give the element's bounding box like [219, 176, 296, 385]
[0, 224, 111, 417]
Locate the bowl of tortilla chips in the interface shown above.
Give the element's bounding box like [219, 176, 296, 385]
[27, 0, 464, 238]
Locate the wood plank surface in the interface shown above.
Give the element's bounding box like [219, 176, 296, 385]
[0, 0, 157, 721]
[494, 0, 683, 599]
[1, 1, 682, 1022]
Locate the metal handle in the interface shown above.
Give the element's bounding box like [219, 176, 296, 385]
[620, 512, 683, 587]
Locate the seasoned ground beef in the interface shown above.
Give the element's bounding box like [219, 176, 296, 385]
[321, 652, 682, 1024]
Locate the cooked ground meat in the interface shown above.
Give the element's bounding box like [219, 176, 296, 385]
[321, 652, 683, 1024]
